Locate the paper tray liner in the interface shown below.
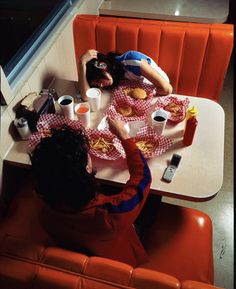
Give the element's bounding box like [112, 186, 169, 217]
[86, 128, 125, 160]
[28, 113, 83, 152]
[134, 125, 173, 159]
[154, 95, 190, 123]
[105, 80, 156, 122]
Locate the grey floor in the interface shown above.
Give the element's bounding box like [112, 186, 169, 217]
[162, 56, 234, 289]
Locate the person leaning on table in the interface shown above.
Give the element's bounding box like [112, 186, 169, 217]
[79, 49, 173, 101]
[30, 117, 152, 267]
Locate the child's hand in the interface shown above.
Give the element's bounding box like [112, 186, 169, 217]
[80, 49, 97, 65]
[107, 117, 130, 140]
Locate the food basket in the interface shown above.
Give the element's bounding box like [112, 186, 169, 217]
[134, 125, 173, 159]
[154, 95, 190, 123]
[86, 128, 126, 160]
[27, 113, 83, 151]
[105, 80, 156, 122]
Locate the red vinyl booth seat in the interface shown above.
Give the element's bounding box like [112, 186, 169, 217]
[0, 232, 221, 289]
[73, 15, 233, 102]
[0, 177, 223, 288]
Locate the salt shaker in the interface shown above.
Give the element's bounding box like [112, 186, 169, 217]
[183, 117, 198, 146]
[14, 117, 31, 140]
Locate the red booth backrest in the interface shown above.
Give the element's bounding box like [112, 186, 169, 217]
[0, 178, 223, 289]
[73, 15, 233, 102]
[0, 233, 181, 289]
[0, 233, 224, 289]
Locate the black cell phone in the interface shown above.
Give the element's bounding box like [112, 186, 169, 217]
[162, 154, 182, 183]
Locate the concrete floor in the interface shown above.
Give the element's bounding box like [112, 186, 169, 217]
[162, 56, 234, 288]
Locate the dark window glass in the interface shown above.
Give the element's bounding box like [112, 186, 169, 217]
[0, 0, 79, 84]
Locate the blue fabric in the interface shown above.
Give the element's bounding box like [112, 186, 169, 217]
[115, 51, 151, 76]
[100, 152, 151, 214]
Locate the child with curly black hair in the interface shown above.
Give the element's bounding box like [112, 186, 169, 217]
[30, 117, 152, 267]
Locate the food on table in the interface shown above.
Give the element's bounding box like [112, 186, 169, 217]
[42, 129, 52, 137]
[164, 102, 182, 116]
[76, 106, 89, 113]
[123, 87, 147, 100]
[117, 106, 134, 117]
[123, 87, 133, 95]
[90, 137, 114, 153]
[136, 140, 157, 154]
[131, 88, 147, 100]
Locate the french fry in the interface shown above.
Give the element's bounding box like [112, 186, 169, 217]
[136, 140, 157, 154]
[90, 137, 114, 153]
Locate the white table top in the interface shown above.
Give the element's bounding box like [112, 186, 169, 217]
[5, 90, 224, 202]
[99, 0, 229, 24]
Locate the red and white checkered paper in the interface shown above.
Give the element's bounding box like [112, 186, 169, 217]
[27, 113, 83, 152]
[86, 128, 126, 160]
[134, 125, 173, 159]
[105, 80, 156, 122]
[154, 95, 190, 123]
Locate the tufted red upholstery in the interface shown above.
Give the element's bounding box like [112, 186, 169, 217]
[0, 233, 222, 289]
[141, 203, 214, 283]
[0, 233, 181, 289]
[73, 15, 233, 101]
[0, 174, 220, 288]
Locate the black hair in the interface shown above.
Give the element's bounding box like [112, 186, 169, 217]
[86, 52, 125, 88]
[30, 125, 98, 211]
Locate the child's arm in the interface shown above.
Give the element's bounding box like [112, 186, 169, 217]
[79, 49, 97, 101]
[96, 118, 151, 239]
[140, 59, 173, 95]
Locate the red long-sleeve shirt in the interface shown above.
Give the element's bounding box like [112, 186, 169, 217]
[35, 138, 152, 267]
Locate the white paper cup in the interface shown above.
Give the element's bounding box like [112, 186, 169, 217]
[58, 95, 74, 119]
[151, 109, 170, 136]
[86, 88, 101, 112]
[74, 103, 90, 127]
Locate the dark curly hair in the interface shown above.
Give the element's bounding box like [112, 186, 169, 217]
[86, 52, 125, 88]
[30, 125, 98, 211]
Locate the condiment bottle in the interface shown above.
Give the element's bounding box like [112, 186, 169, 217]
[184, 106, 198, 131]
[183, 117, 198, 146]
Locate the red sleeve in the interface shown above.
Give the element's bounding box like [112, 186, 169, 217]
[97, 138, 152, 238]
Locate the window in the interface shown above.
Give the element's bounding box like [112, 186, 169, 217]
[0, 0, 80, 85]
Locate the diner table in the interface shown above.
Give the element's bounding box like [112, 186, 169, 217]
[5, 87, 224, 202]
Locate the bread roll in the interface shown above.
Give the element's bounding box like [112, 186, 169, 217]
[131, 88, 147, 100]
[117, 106, 133, 117]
